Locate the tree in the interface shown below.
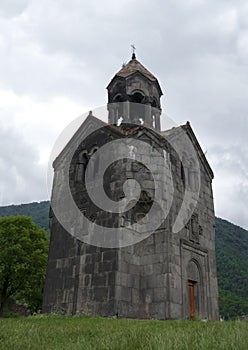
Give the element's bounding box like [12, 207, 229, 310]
[0, 216, 48, 316]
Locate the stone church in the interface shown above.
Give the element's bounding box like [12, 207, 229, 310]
[43, 53, 219, 320]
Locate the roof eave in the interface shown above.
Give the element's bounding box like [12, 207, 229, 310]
[182, 122, 214, 180]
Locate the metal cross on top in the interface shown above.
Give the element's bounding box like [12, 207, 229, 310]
[131, 44, 136, 59]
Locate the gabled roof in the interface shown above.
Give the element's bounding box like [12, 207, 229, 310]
[53, 112, 213, 180]
[161, 122, 214, 180]
[53, 113, 105, 169]
[53, 113, 139, 169]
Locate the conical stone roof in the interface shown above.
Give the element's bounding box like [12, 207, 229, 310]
[116, 57, 157, 82]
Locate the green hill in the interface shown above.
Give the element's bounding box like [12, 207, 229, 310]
[215, 218, 248, 318]
[0, 201, 247, 318]
[0, 201, 50, 231]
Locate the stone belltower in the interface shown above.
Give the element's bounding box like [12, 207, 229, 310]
[43, 54, 219, 320]
[107, 53, 162, 130]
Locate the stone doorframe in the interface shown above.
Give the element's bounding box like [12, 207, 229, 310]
[180, 239, 209, 319]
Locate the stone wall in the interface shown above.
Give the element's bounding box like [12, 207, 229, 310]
[43, 120, 219, 320]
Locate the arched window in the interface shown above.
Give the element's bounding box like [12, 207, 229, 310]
[76, 151, 88, 183]
[181, 152, 188, 188]
[88, 147, 99, 178]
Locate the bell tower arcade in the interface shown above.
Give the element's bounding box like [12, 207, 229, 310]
[107, 53, 163, 131]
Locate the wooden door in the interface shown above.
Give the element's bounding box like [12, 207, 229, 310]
[188, 281, 195, 316]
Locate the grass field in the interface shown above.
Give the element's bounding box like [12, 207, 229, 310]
[0, 315, 247, 350]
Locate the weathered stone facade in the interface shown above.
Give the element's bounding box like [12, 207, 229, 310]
[43, 55, 219, 320]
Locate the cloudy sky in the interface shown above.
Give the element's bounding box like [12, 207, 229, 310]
[0, 0, 247, 229]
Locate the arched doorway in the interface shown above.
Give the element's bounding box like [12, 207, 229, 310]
[187, 260, 202, 317]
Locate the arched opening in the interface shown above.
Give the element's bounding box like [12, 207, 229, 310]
[130, 92, 145, 125]
[76, 151, 88, 183]
[151, 99, 158, 108]
[88, 147, 99, 178]
[131, 92, 144, 103]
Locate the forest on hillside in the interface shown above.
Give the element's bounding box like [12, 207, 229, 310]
[0, 201, 248, 318]
[215, 218, 248, 318]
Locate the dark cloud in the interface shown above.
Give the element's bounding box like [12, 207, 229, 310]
[0, 123, 47, 205]
[208, 144, 248, 229]
[0, 0, 247, 228]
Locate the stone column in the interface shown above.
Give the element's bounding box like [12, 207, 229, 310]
[144, 104, 152, 128]
[108, 103, 118, 124]
[123, 101, 130, 123]
[153, 109, 161, 131]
